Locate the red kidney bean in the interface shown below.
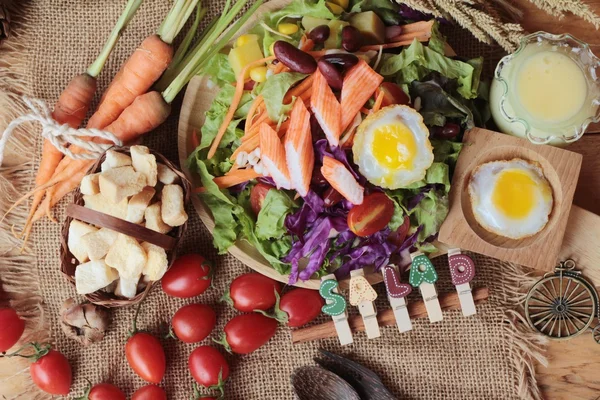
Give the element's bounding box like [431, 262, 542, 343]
[311, 169, 328, 186]
[320, 53, 359, 71]
[341, 26, 362, 52]
[317, 59, 343, 90]
[323, 187, 344, 207]
[431, 123, 461, 139]
[309, 25, 330, 44]
[273, 41, 317, 74]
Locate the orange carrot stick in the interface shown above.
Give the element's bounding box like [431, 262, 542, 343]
[208, 56, 275, 158]
[195, 169, 260, 192]
[371, 90, 385, 114]
[244, 95, 264, 134]
[283, 74, 314, 104]
[360, 35, 431, 51]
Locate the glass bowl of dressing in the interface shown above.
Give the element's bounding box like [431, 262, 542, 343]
[490, 32, 600, 146]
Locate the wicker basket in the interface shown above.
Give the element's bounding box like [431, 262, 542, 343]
[60, 146, 191, 307]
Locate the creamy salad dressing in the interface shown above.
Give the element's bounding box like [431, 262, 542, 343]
[490, 33, 600, 145]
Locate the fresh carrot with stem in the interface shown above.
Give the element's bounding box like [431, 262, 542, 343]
[17, 0, 144, 233]
[86, 0, 202, 130]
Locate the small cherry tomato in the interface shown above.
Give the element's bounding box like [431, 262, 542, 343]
[279, 288, 324, 327]
[171, 303, 216, 343]
[388, 215, 410, 247]
[126, 332, 166, 384]
[223, 273, 282, 312]
[348, 192, 395, 237]
[162, 254, 213, 298]
[188, 346, 229, 389]
[379, 82, 410, 107]
[221, 313, 278, 354]
[0, 307, 25, 352]
[250, 183, 274, 215]
[132, 385, 167, 400]
[86, 383, 126, 400]
[30, 349, 72, 395]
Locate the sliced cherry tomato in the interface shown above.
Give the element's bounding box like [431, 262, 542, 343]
[221, 313, 278, 354]
[388, 215, 410, 247]
[223, 273, 282, 312]
[379, 82, 410, 107]
[0, 307, 25, 352]
[348, 192, 395, 237]
[188, 346, 229, 389]
[161, 254, 213, 298]
[171, 303, 216, 343]
[250, 183, 274, 215]
[132, 385, 167, 400]
[86, 383, 126, 400]
[126, 332, 166, 384]
[279, 288, 324, 327]
[30, 349, 72, 395]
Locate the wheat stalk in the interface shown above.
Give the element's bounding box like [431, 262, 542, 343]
[395, 0, 600, 52]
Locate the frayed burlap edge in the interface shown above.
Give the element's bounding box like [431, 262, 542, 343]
[0, 1, 50, 399]
[499, 261, 549, 400]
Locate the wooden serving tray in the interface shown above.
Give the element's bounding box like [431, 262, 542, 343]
[439, 128, 583, 271]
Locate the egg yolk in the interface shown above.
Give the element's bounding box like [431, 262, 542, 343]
[492, 169, 539, 219]
[371, 122, 416, 171]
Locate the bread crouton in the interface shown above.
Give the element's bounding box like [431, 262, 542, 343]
[99, 166, 146, 203]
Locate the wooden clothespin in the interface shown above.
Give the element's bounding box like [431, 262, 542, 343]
[381, 264, 412, 333]
[447, 248, 477, 317]
[319, 274, 353, 345]
[349, 269, 380, 339]
[409, 251, 443, 323]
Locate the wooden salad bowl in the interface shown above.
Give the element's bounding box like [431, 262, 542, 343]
[177, 0, 447, 290]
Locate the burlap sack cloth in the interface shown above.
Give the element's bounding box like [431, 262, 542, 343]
[0, 1, 548, 399]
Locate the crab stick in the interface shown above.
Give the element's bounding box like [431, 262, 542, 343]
[340, 59, 383, 131]
[321, 156, 364, 205]
[311, 69, 342, 147]
[259, 123, 291, 189]
[284, 100, 314, 197]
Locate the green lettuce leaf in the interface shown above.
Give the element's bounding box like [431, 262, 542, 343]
[195, 160, 239, 253]
[410, 79, 475, 128]
[379, 37, 482, 99]
[412, 189, 449, 241]
[197, 85, 254, 151]
[260, 72, 307, 121]
[203, 53, 236, 87]
[268, 0, 335, 25]
[431, 139, 462, 167]
[256, 189, 298, 240]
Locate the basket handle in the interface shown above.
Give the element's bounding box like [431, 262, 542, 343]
[66, 204, 177, 250]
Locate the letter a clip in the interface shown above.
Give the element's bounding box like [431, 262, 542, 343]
[319, 274, 353, 345]
[447, 248, 477, 316]
[409, 251, 443, 323]
[349, 269, 380, 339]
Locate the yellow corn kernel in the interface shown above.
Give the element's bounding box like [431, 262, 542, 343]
[326, 2, 344, 14]
[270, 42, 276, 55]
[250, 66, 268, 83]
[278, 23, 299, 36]
[235, 34, 259, 48]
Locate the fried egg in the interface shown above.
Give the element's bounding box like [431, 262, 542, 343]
[352, 105, 434, 189]
[468, 159, 553, 239]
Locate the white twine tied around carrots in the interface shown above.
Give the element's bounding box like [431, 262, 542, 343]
[0, 96, 123, 166]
